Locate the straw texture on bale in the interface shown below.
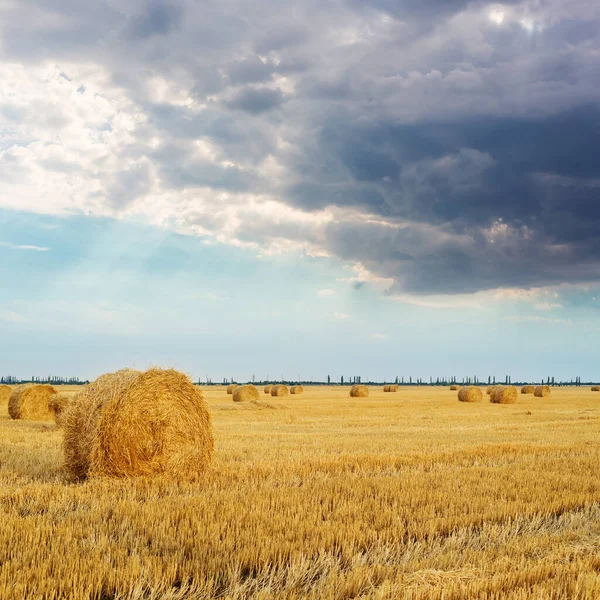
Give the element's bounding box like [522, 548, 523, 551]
[233, 384, 260, 403]
[0, 384, 11, 408]
[450, 385, 460, 391]
[350, 385, 369, 397]
[521, 386, 535, 394]
[491, 386, 518, 404]
[8, 384, 57, 420]
[48, 392, 72, 426]
[226, 384, 238, 395]
[264, 385, 273, 394]
[458, 386, 483, 403]
[592, 386, 600, 392]
[270, 385, 289, 397]
[290, 385, 304, 394]
[534, 385, 551, 398]
[384, 384, 399, 392]
[62, 368, 213, 480]
[486, 386, 497, 395]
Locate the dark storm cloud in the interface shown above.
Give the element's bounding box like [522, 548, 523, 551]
[2, 0, 600, 293]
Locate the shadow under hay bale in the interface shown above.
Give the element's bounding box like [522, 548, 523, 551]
[233, 384, 259, 403]
[534, 385, 551, 398]
[491, 386, 518, 404]
[290, 385, 304, 394]
[264, 384, 273, 395]
[458, 386, 482, 403]
[350, 385, 368, 397]
[62, 368, 213, 480]
[521, 386, 535, 394]
[226, 384, 238, 395]
[271, 385, 289, 397]
[8, 384, 57, 420]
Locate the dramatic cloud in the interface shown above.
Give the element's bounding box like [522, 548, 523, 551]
[1, 0, 600, 294]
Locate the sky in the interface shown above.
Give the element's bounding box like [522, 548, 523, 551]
[1, 0, 599, 382]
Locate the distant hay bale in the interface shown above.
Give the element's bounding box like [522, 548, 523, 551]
[233, 384, 260, 403]
[62, 368, 213, 480]
[384, 384, 399, 392]
[270, 385, 289, 397]
[8, 384, 57, 420]
[264, 385, 273, 394]
[521, 386, 535, 394]
[458, 386, 482, 403]
[450, 385, 460, 391]
[48, 392, 72, 426]
[491, 386, 518, 404]
[486, 386, 497, 395]
[534, 385, 551, 398]
[290, 385, 304, 394]
[350, 385, 369, 397]
[226, 384, 238, 395]
[0, 384, 11, 408]
[592, 386, 600, 392]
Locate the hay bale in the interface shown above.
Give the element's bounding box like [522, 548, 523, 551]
[491, 386, 518, 404]
[458, 386, 482, 403]
[534, 385, 551, 398]
[264, 385, 273, 394]
[48, 392, 72, 426]
[270, 385, 289, 397]
[233, 384, 259, 403]
[384, 384, 399, 392]
[62, 368, 213, 480]
[350, 385, 369, 397]
[0, 384, 11, 408]
[290, 385, 304, 394]
[226, 384, 238, 395]
[450, 385, 460, 391]
[486, 386, 497, 395]
[592, 386, 600, 392]
[521, 385, 535, 394]
[8, 384, 57, 420]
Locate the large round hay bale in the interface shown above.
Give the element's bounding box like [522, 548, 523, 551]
[458, 386, 482, 403]
[8, 384, 57, 420]
[271, 385, 288, 397]
[350, 385, 369, 397]
[0, 384, 11, 408]
[233, 384, 259, 403]
[521, 385, 535, 394]
[491, 386, 518, 404]
[486, 386, 497, 395]
[62, 368, 213, 480]
[592, 386, 600, 392]
[534, 385, 551, 398]
[290, 385, 304, 394]
[264, 384, 273, 394]
[226, 384, 238, 395]
[450, 385, 460, 391]
[48, 392, 72, 426]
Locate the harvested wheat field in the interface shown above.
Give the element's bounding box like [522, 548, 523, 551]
[1, 385, 600, 599]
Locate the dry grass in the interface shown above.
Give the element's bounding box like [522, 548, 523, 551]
[1, 386, 600, 599]
[62, 369, 213, 480]
[535, 385, 551, 398]
[8, 384, 57, 420]
[458, 386, 483, 403]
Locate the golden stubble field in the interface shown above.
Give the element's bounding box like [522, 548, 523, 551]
[1, 385, 600, 599]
